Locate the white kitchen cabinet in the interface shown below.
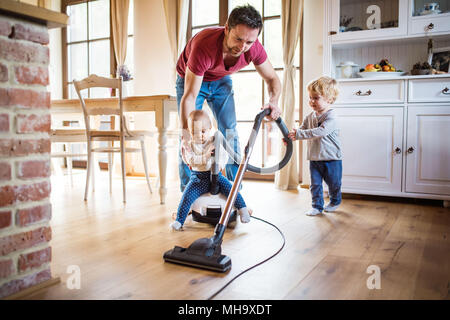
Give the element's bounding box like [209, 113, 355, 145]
[333, 78, 450, 201]
[324, 0, 450, 203]
[334, 107, 404, 193]
[405, 106, 450, 195]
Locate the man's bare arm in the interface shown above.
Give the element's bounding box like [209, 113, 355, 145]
[255, 59, 282, 119]
[180, 67, 203, 133]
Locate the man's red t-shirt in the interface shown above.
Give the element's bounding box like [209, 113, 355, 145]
[176, 27, 267, 82]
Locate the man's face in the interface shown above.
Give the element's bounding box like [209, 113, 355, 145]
[224, 24, 259, 57]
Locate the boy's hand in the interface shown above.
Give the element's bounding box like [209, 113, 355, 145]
[288, 129, 297, 141]
[282, 129, 297, 146]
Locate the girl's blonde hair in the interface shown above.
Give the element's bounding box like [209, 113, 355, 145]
[307, 76, 339, 103]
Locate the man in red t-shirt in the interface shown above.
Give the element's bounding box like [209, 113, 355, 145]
[176, 4, 281, 191]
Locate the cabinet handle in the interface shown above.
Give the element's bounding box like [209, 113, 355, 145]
[407, 147, 415, 154]
[442, 87, 450, 95]
[355, 90, 372, 96]
[426, 23, 434, 30]
[394, 147, 401, 154]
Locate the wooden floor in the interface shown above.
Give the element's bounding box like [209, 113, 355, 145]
[23, 169, 449, 300]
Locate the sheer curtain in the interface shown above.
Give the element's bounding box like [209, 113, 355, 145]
[111, 0, 130, 69]
[275, 0, 303, 190]
[163, 0, 189, 83]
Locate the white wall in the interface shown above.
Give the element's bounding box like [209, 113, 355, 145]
[301, 0, 325, 185]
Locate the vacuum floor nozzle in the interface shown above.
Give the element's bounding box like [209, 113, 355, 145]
[163, 237, 231, 272]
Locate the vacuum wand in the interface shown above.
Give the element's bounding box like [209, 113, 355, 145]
[210, 108, 271, 244]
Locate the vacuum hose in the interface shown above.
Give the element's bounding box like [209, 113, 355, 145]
[213, 108, 293, 176]
[210, 108, 293, 245]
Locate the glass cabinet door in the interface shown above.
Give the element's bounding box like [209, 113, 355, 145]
[331, 0, 408, 41]
[411, 0, 449, 16]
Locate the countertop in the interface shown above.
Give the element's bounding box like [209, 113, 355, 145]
[338, 74, 450, 82]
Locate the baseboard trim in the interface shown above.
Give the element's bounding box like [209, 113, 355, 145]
[3, 276, 61, 300]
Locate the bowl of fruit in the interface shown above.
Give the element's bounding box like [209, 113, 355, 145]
[358, 59, 405, 78]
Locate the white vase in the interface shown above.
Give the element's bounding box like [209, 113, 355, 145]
[122, 81, 133, 97]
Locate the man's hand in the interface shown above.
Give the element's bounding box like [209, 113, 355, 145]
[262, 102, 281, 120]
[180, 132, 193, 169]
[181, 129, 192, 152]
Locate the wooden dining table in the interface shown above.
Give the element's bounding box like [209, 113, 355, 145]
[51, 95, 178, 204]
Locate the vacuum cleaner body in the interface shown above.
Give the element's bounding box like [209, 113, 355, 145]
[190, 193, 237, 227]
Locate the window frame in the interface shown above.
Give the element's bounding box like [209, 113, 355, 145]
[61, 0, 134, 99]
[61, 0, 134, 169]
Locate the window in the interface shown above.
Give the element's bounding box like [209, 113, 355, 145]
[63, 0, 134, 99]
[62, 0, 135, 167]
[189, 0, 301, 179]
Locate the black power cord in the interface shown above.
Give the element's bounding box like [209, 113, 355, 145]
[207, 216, 286, 300]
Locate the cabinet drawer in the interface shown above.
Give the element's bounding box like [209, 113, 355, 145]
[408, 78, 450, 103]
[410, 15, 450, 35]
[335, 80, 404, 104]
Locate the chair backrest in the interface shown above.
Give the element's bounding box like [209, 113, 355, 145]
[73, 74, 123, 132]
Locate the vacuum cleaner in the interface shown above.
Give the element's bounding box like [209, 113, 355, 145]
[163, 109, 293, 272]
[189, 130, 240, 227]
[190, 114, 292, 228]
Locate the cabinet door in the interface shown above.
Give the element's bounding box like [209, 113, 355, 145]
[330, 0, 408, 41]
[409, 0, 450, 35]
[334, 107, 403, 192]
[406, 106, 450, 195]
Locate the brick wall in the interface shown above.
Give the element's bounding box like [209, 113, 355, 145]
[0, 14, 52, 299]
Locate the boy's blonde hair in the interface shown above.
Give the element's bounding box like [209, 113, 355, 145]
[307, 76, 339, 104]
[188, 109, 212, 132]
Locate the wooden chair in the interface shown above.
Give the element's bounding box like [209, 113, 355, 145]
[50, 128, 87, 186]
[73, 74, 153, 202]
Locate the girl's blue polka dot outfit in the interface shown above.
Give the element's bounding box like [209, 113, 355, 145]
[176, 171, 246, 226]
[175, 135, 247, 227]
